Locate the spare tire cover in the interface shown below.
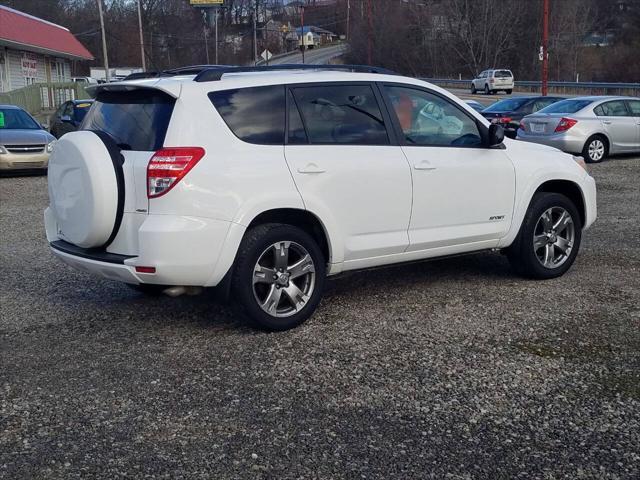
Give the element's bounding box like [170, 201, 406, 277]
[48, 131, 121, 248]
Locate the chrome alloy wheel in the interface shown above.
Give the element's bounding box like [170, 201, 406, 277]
[588, 139, 605, 161]
[252, 241, 316, 318]
[533, 207, 576, 269]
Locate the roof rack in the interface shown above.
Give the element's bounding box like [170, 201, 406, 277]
[193, 64, 398, 82]
[121, 65, 231, 81]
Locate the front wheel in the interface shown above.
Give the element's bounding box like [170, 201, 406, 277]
[507, 192, 582, 279]
[231, 223, 326, 331]
[471, 84, 477, 94]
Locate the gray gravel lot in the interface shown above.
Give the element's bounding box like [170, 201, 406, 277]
[1, 157, 639, 479]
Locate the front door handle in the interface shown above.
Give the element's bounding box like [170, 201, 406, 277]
[602, 120, 612, 125]
[297, 163, 326, 174]
[414, 161, 436, 171]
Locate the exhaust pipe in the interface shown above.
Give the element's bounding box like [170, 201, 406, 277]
[163, 286, 203, 297]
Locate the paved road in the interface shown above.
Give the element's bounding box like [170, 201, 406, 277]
[1, 156, 639, 478]
[266, 44, 347, 66]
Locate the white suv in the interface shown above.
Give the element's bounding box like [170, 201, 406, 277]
[472, 69, 514, 95]
[45, 65, 596, 330]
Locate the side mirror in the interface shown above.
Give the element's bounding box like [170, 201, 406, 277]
[488, 123, 505, 146]
[60, 115, 72, 123]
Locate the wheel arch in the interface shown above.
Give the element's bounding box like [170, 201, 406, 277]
[534, 179, 586, 227]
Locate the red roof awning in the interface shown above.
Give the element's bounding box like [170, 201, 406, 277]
[0, 6, 94, 61]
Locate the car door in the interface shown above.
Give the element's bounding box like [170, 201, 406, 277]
[594, 100, 637, 152]
[381, 84, 515, 253]
[285, 83, 412, 263]
[626, 99, 640, 150]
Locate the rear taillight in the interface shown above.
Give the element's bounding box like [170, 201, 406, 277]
[499, 117, 512, 124]
[147, 147, 205, 198]
[519, 121, 526, 131]
[554, 117, 578, 133]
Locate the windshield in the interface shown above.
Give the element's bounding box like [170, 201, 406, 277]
[538, 99, 593, 114]
[494, 70, 512, 78]
[483, 98, 529, 112]
[0, 108, 41, 130]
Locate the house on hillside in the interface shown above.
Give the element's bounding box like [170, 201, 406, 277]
[296, 26, 337, 50]
[0, 5, 93, 94]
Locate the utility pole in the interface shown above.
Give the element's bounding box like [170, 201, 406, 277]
[137, 0, 146, 71]
[542, 0, 549, 96]
[253, 1, 258, 65]
[214, 8, 218, 64]
[346, 0, 350, 40]
[300, 5, 305, 64]
[366, 0, 373, 65]
[97, 0, 110, 82]
[203, 10, 210, 64]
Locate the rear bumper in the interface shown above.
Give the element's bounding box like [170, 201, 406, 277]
[516, 131, 584, 154]
[46, 208, 243, 287]
[0, 151, 49, 170]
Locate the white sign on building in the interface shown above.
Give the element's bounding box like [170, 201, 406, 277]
[21, 52, 38, 78]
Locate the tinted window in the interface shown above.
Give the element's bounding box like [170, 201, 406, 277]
[385, 85, 482, 147]
[0, 108, 40, 130]
[209, 85, 285, 145]
[532, 98, 561, 111]
[82, 89, 174, 151]
[291, 84, 389, 145]
[538, 99, 593, 114]
[288, 90, 307, 144]
[483, 98, 529, 112]
[494, 70, 513, 78]
[594, 100, 629, 117]
[628, 100, 640, 115]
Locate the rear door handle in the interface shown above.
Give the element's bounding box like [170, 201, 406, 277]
[297, 163, 326, 174]
[414, 161, 436, 171]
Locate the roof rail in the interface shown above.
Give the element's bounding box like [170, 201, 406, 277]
[193, 64, 398, 82]
[121, 65, 231, 81]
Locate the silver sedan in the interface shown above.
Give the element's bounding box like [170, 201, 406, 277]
[517, 96, 640, 162]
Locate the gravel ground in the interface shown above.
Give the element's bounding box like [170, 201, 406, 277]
[1, 157, 639, 479]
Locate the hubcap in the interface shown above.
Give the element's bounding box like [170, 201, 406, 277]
[252, 241, 316, 318]
[533, 207, 575, 269]
[588, 139, 605, 161]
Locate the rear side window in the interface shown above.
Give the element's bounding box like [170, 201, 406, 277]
[209, 86, 285, 145]
[539, 99, 593, 114]
[594, 100, 629, 117]
[82, 89, 174, 151]
[291, 84, 389, 145]
[628, 100, 640, 115]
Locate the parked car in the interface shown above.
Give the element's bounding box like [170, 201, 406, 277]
[44, 66, 597, 331]
[471, 69, 514, 95]
[465, 100, 486, 112]
[71, 76, 99, 85]
[0, 104, 56, 172]
[481, 96, 564, 139]
[518, 96, 640, 163]
[49, 100, 94, 138]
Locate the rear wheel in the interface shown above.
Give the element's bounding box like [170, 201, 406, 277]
[582, 135, 608, 163]
[507, 192, 582, 279]
[231, 224, 326, 331]
[484, 84, 490, 95]
[506, 89, 513, 95]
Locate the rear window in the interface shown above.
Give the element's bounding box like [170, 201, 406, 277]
[494, 70, 513, 78]
[208, 86, 285, 145]
[483, 98, 529, 112]
[538, 99, 593, 114]
[82, 89, 174, 151]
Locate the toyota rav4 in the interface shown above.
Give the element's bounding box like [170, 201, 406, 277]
[45, 65, 597, 330]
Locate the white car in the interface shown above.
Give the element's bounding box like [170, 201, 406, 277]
[45, 65, 597, 330]
[471, 69, 514, 95]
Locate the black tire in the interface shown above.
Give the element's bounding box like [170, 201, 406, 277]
[582, 134, 608, 163]
[507, 192, 582, 279]
[471, 84, 477, 94]
[484, 84, 490, 95]
[231, 223, 326, 331]
[506, 89, 513, 95]
[126, 283, 167, 296]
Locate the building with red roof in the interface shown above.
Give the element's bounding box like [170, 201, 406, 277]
[0, 5, 94, 93]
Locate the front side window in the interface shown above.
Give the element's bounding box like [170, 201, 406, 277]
[209, 85, 285, 145]
[594, 100, 629, 117]
[384, 85, 482, 147]
[291, 84, 389, 145]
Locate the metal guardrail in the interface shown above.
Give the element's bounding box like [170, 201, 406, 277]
[0, 82, 88, 115]
[421, 78, 640, 96]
